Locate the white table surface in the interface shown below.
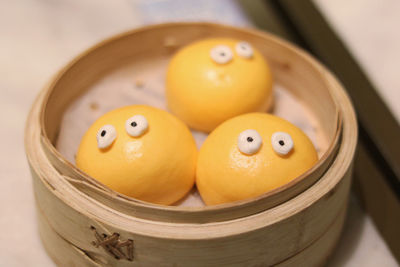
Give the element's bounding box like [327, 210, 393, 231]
[0, 0, 398, 266]
[315, 0, 400, 124]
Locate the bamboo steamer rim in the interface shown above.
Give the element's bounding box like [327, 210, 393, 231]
[31, 23, 347, 221]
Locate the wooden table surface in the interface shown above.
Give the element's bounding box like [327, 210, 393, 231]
[0, 0, 397, 266]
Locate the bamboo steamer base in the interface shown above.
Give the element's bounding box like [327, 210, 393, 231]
[25, 23, 357, 266]
[37, 202, 347, 267]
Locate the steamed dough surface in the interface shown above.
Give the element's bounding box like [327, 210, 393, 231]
[166, 38, 273, 132]
[56, 57, 326, 207]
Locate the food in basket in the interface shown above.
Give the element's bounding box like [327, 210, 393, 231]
[166, 38, 273, 132]
[196, 113, 318, 205]
[76, 105, 197, 205]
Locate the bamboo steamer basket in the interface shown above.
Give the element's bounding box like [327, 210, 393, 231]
[25, 23, 357, 266]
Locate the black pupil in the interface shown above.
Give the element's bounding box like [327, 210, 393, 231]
[279, 140, 285, 146]
[101, 130, 106, 137]
[247, 137, 254, 142]
[131, 121, 137, 127]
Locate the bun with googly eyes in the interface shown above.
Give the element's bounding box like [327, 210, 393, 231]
[210, 45, 233, 64]
[97, 125, 117, 149]
[166, 38, 273, 132]
[271, 132, 294, 155]
[196, 113, 318, 205]
[235, 41, 253, 59]
[237, 129, 262, 155]
[125, 115, 148, 137]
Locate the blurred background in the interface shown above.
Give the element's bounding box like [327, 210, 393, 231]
[1, 0, 399, 266]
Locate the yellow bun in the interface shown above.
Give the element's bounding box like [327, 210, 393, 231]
[166, 38, 273, 132]
[196, 113, 318, 205]
[76, 105, 197, 205]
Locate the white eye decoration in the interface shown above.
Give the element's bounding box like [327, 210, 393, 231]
[97, 125, 117, 149]
[235, 41, 253, 59]
[210, 45, 233, 64]
[237, 129, 263, 155]
[125, 115, 148, 137]
[271, 132, 294, 155]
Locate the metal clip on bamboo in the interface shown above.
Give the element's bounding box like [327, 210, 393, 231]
[25, 23, 357, 266]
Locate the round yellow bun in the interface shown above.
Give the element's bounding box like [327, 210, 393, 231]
[166, 38, 273, 132]
[196, 113, 318, 205]
[76, 105, 197, 205]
